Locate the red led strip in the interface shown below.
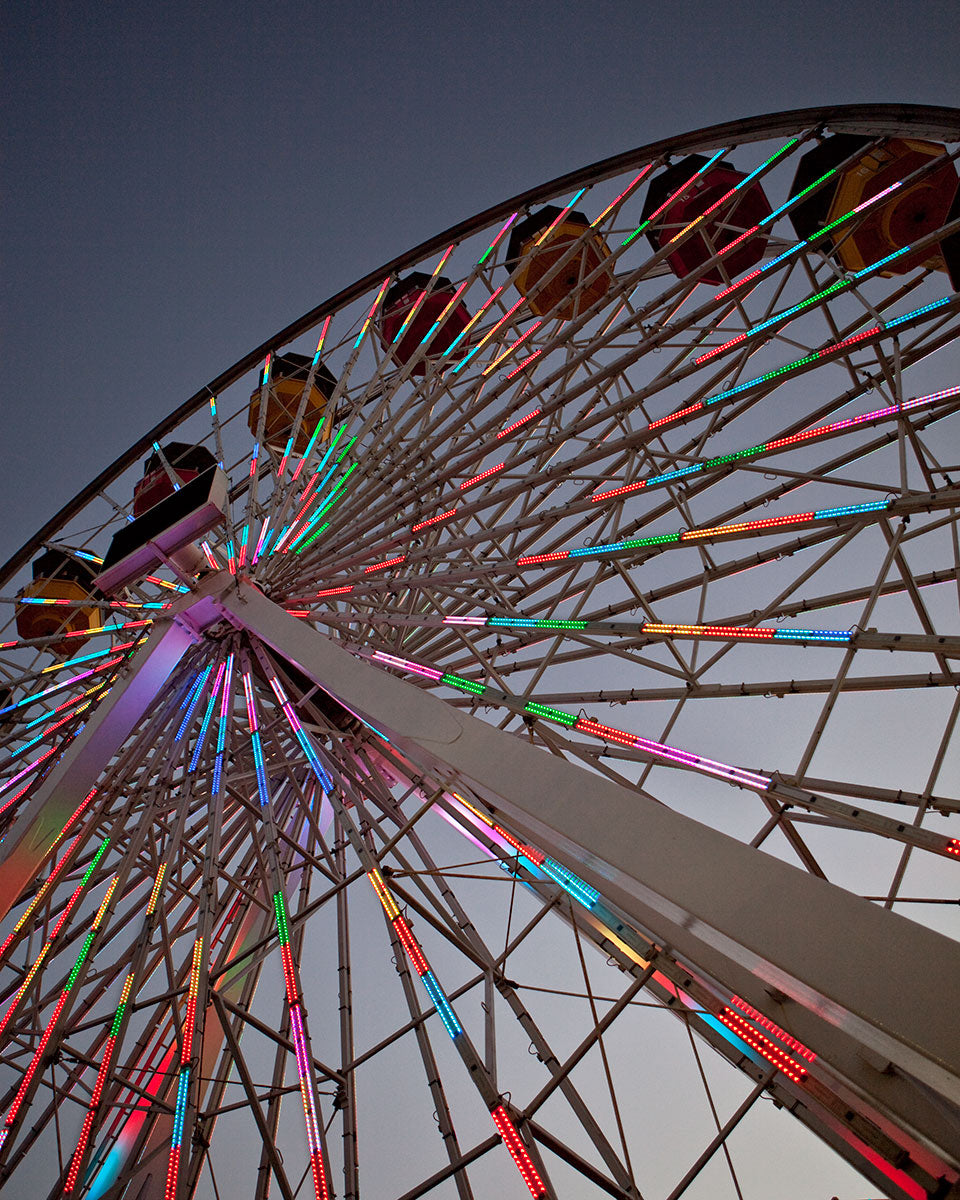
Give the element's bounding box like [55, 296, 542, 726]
[497, 408, 542, 439]
[412, 509, 457, 532]
[460, 463, 506, 490]
[681, 511, 813, 541]
[315, 585, 354, 598]
[490, 1105, 549, 1199]
[364, 555, 406, 574]
[392, 915, 430, 975]
[517, 550, 571, 566]
[729, 995, 816, 1061]
[719, 1007, 808, 1083]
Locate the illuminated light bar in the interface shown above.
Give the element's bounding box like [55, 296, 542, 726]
[0, 827, 90, 964]
[524, 701, 577, 727]
[444, 285, 505, 356]
[294, 521, 331, 554]
[532, 188, 587, 249]
[0, 655, 127, 718]
[443, 615, 488, 625]
[712, 169, 894, 300]
[312, 314, 332, 364]
[590, 165, 654, 228]
[372, 650, 443, 681]
[189, 661, 226, 772]
[36, 638, 135, 675]
[391, 289, 427, 345]
[64, 970, 137, 1193]
[488, 617, 587, 630]
[729, 995, 817, 1061]
[460, 462, 505, 490]
[622, 149, 726, 247]
[354, 276, 391, 349]
[175, 663, 212, 742]
[506, 349, 544, 379]
[264, 672, 334, 791]
[421, 971, 464, 1038]
[364, 554, 406, 574]
[417, 279, 472, 349]
[696, 277, 850, 364]
[252, 517, 271, 565]
[286, 609, 311, 618]
[490, 1106, 549, 1199]
[200, 541, 220, 571]
[482, 320, 542, 376]
[0, 745, 59, 806]
[498, 409, 542, 439]
[241, 668, 270, 805]
[517, 550, 571, 565]
[440, 672, 486, 695]
[540, 857, 600, 908]
[271, 889, 331, 1200]
[212, 652, 234, 796]
[718, 1007, 808, 1084]
[368, 869, 401, 919]
[451, 296, 527, 373]
[393, 915, 430, 975]
[597, 388, 956, 504]
[289, 422, 344, 498]
[670, 138, 800, 253]
[478, 212, 519, 265]
[412, 508, 457, 532]
[226, 538, 236, 575]
[0, 874, 119, 1151]
[573, 718, 770, 789]
[391, 247, 454, 346]
[147, 864, 167, 915]
[315, 585, 354, 598]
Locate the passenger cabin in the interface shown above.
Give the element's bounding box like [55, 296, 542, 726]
[134, 443, 218, 518]
[639, 156, 772, 286]
[248, 352, 337, 454]
[504, 208, 611, 320]
[789, 135, 959, 276]
[379, 273, 472, 373]
[16, 550, 101, 656]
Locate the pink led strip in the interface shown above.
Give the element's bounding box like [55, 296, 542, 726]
[592, 387, 958, 504]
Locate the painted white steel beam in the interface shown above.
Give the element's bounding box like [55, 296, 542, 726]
[218, 577, 960, 1169]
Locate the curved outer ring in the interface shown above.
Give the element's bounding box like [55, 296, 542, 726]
[5, 102, 960, 587]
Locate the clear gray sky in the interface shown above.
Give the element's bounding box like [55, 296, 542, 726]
[3, 0, 959, 566]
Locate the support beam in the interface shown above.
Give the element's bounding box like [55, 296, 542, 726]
[219, 578, 960, 1171]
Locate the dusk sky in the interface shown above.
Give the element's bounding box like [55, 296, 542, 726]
[4, 2, 959, 566]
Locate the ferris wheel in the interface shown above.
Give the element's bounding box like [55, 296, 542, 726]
[1, 103, 959, 1200]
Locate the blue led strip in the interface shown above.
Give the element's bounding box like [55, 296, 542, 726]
[175, 664, 212, 742]
[421, 971, 464, 1038]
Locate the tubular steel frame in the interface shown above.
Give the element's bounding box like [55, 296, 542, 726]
[0, 105, 959, 1200]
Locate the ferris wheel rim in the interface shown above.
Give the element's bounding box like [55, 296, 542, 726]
[4, 100, 960, 588]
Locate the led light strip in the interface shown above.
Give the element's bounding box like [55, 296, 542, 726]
[162, 936, 203, 1200]
[354, 276, 391, 349]
[622, 149, 726, 247]
[367, 649, 768, 789]
[0, 873, 118, 1156]
[63, 970, 136, 1193]
[645, 297, 956, 436]
[212, 652, 234, 796]
[188, 660, 226, 772]
[273, 889, 330, 1200]
[517, 499, 893, 567]
[593, 387, 958, 503]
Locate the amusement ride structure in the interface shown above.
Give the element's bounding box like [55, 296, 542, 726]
[1, 105, 959, 1199]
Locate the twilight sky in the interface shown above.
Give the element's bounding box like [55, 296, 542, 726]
[3, 1, 959, 568]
